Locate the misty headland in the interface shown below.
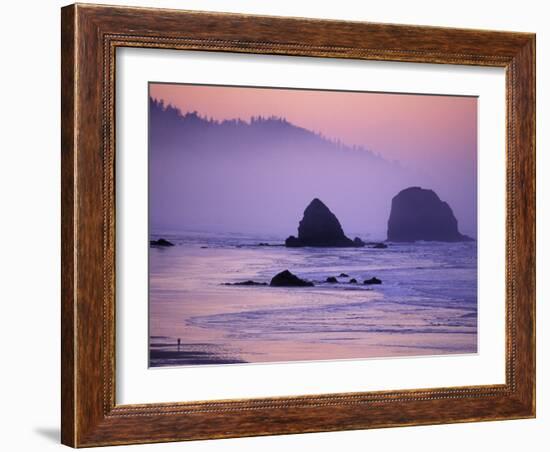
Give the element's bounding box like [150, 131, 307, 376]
[149, 97, 476, 241]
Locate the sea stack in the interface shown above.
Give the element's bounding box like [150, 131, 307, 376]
[387, 187, 472, 242]
[285, 198, 364, 247]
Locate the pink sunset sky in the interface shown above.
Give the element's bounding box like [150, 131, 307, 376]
[149, 83, 477, 169]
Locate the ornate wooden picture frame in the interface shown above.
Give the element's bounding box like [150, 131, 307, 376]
[61, 3, 535, 447]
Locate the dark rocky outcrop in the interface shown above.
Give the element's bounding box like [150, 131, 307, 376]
[284, 236, 303, 247]
[339, 273, 349, 278]
[371, 243, 388, 249]
[364, 277, 382, 285]
[150, 238, 175, 247]
[387, 187, 473, 242]
[349, 278, 358, 284]
[224, 280, 267, 286]
[270, 270, 314, 287]
[285, 198, 364, 247]
[326, 276, 338, 283]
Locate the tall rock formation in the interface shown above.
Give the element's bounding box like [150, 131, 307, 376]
[285, 198, 364, 247]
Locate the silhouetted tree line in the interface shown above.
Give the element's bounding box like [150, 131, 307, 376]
[149, 96, 377, 155]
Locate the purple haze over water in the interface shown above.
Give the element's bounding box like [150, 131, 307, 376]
[149, 234, 477, 366]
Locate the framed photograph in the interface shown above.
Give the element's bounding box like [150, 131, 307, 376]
[61, 3, 536, 447]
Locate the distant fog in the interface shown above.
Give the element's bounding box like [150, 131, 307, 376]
[149, 98, 477, 241]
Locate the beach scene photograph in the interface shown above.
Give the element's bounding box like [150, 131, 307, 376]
[148, 82, 478, 368]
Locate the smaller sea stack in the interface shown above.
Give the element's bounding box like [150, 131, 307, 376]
[285, 198, 364, 247]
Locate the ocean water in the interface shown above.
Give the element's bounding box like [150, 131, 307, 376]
[149, 232, 477, 367]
